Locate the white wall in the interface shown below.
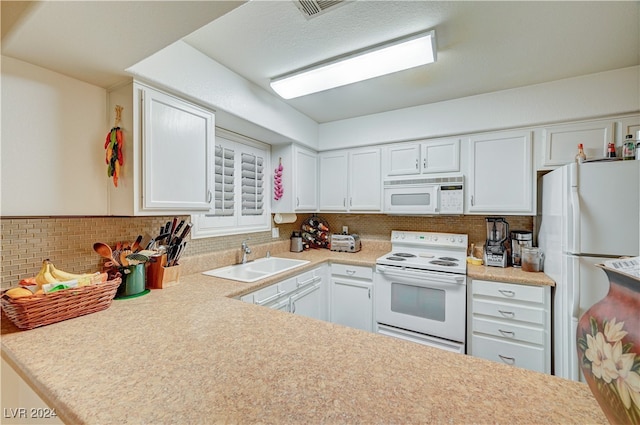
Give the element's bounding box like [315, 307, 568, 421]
[1, 56, 108, 215]
[125, 41, 319, 149]
[318, 66, 640, 150]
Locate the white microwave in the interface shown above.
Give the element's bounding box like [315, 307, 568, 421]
[383, 176, 464, 215]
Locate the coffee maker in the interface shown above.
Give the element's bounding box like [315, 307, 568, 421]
[484, 217, 510, 267]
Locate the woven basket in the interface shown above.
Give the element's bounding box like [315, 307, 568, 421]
[0, 277, 121, 330]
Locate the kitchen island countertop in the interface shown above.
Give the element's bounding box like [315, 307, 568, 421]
[1, 245, 597, 424]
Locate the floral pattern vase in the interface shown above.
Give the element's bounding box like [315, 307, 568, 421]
[576, 265, 640, 424]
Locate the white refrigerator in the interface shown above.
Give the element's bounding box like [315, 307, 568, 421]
[538, 160, 639, 382]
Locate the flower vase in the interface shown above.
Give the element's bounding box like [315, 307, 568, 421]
[576, 264, 640, 424]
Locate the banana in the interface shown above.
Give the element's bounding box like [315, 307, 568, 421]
[49, 263, 90, 281]
[34, 260, 51, 288]
[43, 263, 59, 284]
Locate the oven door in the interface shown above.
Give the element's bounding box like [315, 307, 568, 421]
[375, 265, 466, 343]
[383, 184, 439, 215]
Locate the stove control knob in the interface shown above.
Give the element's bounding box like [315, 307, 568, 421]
[449, 236, 455, 242]
[458, 237, 464, 243]
[432, 236, 438, 242]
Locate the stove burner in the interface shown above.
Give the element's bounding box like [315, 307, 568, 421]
[430, 260, 457, 267]
[439, 257, 459, 262]
[386, 256, 407, 261]
[392, 252, 416, 258]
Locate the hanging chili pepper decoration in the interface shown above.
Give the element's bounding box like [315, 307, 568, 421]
[274, 157, 283, 200]
[105, 105, 124, 187]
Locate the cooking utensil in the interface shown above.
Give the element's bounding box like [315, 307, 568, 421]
[120, 251, 130, 267]
[131, 235, 143, 253]
[126, 252, 150, 266]
[93, 242, 114, 261]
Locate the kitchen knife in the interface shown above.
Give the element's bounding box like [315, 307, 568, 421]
[169, 217, 178, 238]
[171, 220, 185, 244]
[177, 222, 192, 243]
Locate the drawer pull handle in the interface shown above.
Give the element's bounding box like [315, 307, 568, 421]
[498, 310, 515, 318]
[498, 289, 516, 297]
[499, 329, 515, 338]
[498, 354, 516, 365]
[346, 269, 356, 275]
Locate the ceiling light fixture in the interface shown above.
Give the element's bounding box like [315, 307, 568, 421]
[270, 29, 436, 99]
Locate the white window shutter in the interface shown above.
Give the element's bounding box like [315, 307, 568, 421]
[241, 153, 264, 216]
[214, 145, 235, 216]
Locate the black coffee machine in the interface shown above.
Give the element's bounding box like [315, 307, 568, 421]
[484, 217, 510, 267]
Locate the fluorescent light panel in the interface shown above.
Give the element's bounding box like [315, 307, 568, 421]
[270, 30, 436, 99]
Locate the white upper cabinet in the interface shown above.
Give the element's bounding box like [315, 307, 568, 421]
[384, 143, 421, 176]
[540, 119, 615, 168]
[349, 148, 382, 211]
[467, 130, 533, 215]
[271, 144, 318, 213]
[108, 81, 214, 215]
[383, 138, 460, 178]
[319, 147, 381, 212]
[142, 87, 214, 211]
[421, 139, 460, 174]
[319, 151, 348, 211]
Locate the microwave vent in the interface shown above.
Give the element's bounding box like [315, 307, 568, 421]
[384, 176, 464, 186]
[293, 0, 347, 19]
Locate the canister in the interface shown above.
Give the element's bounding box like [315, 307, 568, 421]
[510, 230, 533, 267]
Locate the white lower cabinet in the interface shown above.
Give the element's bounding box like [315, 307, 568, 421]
[239, 265, 328, 321]
[330, 264, 373, 332]
[467, 279, 551, 374]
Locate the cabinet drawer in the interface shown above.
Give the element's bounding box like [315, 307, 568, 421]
[472, 280, 545, 304]
[472, 299, 546, 325]
[331, 263, 373, 280]
[472, 334, 546, 373]
[473, 317, 545, 345]
[252, 283, 283, 305]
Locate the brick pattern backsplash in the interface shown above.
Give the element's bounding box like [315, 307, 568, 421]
[0, 214, 532, 288]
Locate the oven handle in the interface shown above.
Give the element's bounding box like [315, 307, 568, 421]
[376, 265, 466, 286]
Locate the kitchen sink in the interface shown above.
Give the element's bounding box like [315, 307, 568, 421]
[202, 257, 310, 283]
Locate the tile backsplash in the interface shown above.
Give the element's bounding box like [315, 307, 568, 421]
[0, 214, 532, 288]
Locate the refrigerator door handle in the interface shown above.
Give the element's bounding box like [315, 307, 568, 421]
[570, 256, 581, 322]
[569, 187, 580, 253]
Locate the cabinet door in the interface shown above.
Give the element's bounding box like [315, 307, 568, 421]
[319, 151, 348, 211]
[294, 147, 318, 211]
[331, 278, 373, 332]
[291, 282, 323, 320]
[349, 148, 381, 211]
[421, 139, 460, 173]
[468, 131, 533, 214]
[142, 88, 213, 211]
[542, 120, 615, 167]
[384, 143, 420, 177]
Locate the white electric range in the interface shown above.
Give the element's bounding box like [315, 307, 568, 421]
[375, 230, 469, 353]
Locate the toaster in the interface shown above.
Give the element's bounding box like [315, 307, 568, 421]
[330, 234, 361, 253]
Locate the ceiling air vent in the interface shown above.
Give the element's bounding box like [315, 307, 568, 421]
[293, 0, 347, 19]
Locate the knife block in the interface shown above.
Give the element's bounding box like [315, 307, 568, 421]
[146, 253, 181, 289]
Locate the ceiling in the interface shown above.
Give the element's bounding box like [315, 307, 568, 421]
[2, 1, 639, 124]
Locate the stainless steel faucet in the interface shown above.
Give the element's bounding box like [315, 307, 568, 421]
[241, 239, 251, 264]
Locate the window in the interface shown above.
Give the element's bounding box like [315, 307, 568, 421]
[191, 129, 270, 238]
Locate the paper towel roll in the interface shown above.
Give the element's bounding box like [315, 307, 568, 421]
[274, 213, 297, 224]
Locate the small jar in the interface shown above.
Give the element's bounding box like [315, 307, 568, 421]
[622, 134, 636, 160]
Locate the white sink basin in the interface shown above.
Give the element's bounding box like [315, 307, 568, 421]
[202, 257, 310, 283]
